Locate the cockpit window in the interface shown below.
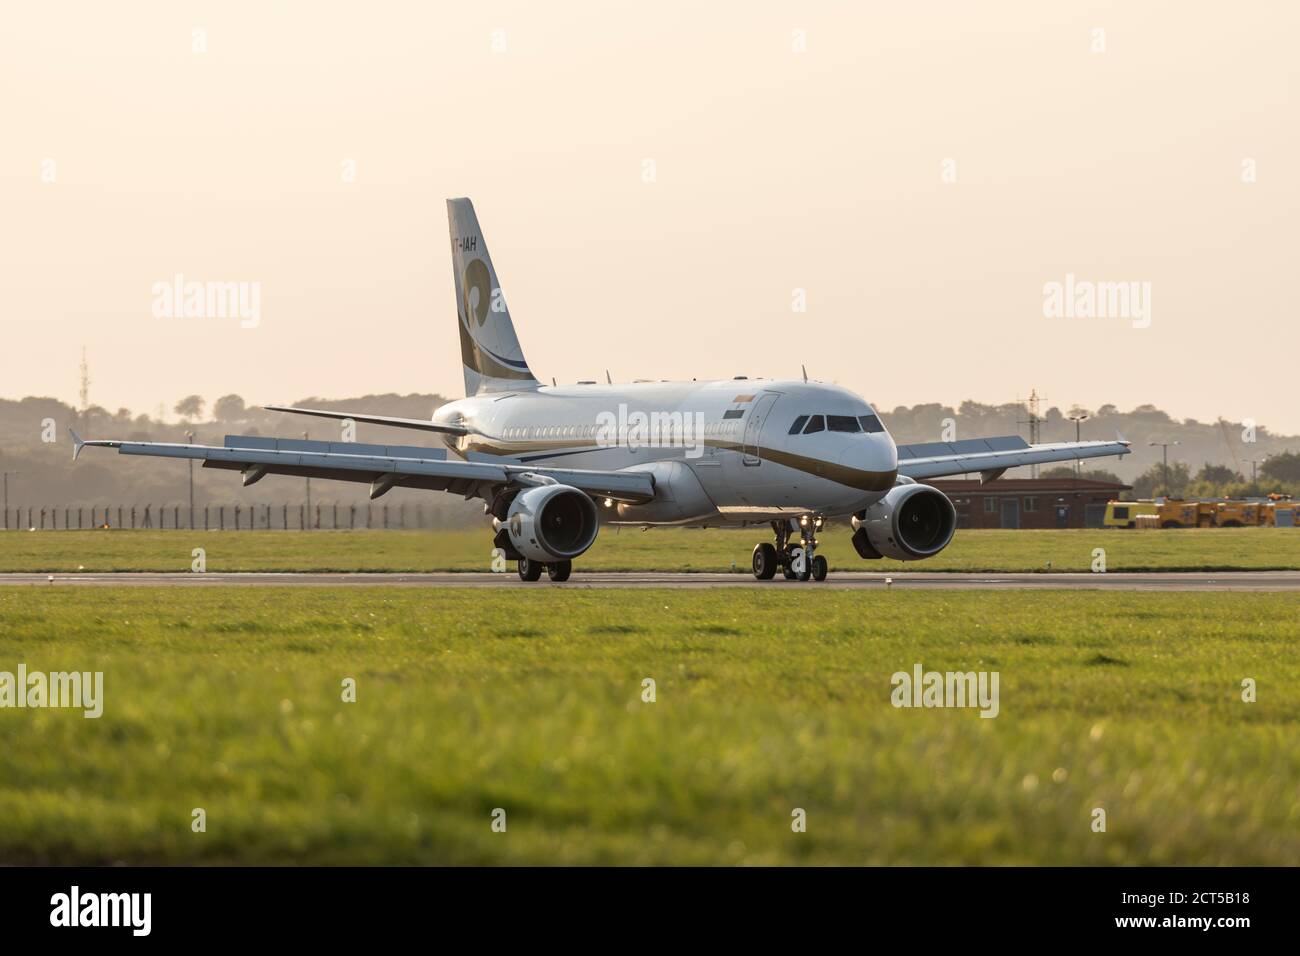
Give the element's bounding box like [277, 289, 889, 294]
[827, 415, 860, 433]
[802, 415, 825, 434]
[859, 414, 885, 433]
[788, 415, 809, 435]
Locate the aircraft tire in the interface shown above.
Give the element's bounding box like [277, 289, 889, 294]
[752, 543, 778, 580]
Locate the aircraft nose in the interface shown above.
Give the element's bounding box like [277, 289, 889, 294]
[838, 436, 897, 485]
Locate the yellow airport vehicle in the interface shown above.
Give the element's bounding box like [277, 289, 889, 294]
[1265, 494, 1297, 528]
[1154, 498, 1216, 528]
[1215, 499, 1267, 527]
[1104, 496, 1296, 528]
[1103, 501, 1158, 528]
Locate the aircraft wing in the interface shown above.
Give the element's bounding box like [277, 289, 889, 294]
[263, 405, 468, 436]
[69, 431, 655, 503]
[896, 436, 1130, 481]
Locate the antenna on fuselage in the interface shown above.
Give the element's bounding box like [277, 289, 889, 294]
[605, 369, 612, 384]
[801, 364, 808, 383]
[551, 377, 557, 386]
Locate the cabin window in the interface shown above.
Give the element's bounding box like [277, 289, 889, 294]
[788, 415, 809, 435]
[802, 415, 825, 434]
[722, 409, 744, 419]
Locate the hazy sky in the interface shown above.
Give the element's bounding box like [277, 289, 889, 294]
[2, 2, 1297, 432]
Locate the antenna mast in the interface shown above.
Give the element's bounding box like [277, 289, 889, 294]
[1016, 388, 1045, 477]
[78, 347, 91, 418]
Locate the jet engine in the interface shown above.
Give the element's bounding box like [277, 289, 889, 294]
[851, 483, 956, 561]
[502, 484, 600, 563]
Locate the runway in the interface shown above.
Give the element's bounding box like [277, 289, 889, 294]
[3, 571, 1300, 590]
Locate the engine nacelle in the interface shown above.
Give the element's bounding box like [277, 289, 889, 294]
[851, 483, 956, 561]
[503, 484, 600, 563]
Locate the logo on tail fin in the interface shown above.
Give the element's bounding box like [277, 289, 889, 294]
[464, 259, 491, 327]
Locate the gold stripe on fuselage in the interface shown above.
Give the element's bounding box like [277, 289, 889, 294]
[459, 437, 896, 492]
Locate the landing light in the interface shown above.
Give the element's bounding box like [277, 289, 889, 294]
[603, 497, 614, 508]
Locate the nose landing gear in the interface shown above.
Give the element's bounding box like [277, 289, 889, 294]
[751, 516, 828, 582]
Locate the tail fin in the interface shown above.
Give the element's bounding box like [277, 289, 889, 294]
[447, 198, 539, 395]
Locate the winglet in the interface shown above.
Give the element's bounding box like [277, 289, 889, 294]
[1116, 430, 1131, 454]
[69, 427, 85, 461]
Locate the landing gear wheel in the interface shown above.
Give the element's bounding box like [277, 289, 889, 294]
[782, 561, 797, 580]
[517, 558, 543, 582]
[811, 554, 828, 582]
[752, 542, 778, 580]
[547, 560, 572, 582]
[795, 559, 812, 582]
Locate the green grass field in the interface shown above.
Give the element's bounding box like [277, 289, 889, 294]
[1, 587, 1297, 865]
[1, 526, 1298, 573]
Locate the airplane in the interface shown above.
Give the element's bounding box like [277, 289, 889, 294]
[72, 198, 1131, 583]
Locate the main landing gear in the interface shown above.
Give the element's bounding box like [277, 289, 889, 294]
[495, 524, 574, 583]
[752, 516, 828, 582]
[517, 557, 572, 582]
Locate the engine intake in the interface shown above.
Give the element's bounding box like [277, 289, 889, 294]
[503, 484, 600, 563]
[852, 483, 956, 561]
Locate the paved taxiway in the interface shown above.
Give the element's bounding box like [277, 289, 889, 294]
[3, 571, 1299, 590]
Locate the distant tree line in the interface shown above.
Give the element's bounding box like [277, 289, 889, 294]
[0, 392, 484, 525]
[2, 394, 1297, 508]
[879, 400, 1298, 493]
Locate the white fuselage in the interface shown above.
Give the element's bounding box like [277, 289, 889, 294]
[431, 378, 899, 526]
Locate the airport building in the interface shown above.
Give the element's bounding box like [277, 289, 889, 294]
[932, 477, 1132, 530]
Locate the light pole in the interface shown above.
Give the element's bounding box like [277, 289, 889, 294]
[303, 430, 311, 529]
[2, 471, 18, 530]
[185, 430, 195, 529]
[1148, 440, 1180, 497]
[1068, 414, 1089, 475]
[1245, 455, 1268, 486]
